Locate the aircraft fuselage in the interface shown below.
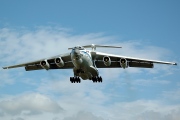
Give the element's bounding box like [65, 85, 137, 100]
[71, 48, 99, 80]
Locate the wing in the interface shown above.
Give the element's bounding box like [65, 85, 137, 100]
[2, 53, 74, 71]
[92, 51, 177, 68]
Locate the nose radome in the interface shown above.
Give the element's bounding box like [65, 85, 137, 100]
[74, 49, 80, 55]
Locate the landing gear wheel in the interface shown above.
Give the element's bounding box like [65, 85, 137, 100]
[70, 77, 73, 83]
[92, 76, 103, 83]
[99, 76, 102, 82]
[77, 77, 81, 83]
[70, 77, 81, 83]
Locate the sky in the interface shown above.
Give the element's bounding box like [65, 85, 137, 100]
[0, 0, 180, 120]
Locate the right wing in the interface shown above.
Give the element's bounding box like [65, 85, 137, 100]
[2, 53, 74, 71]
[92, 51, 177, 68]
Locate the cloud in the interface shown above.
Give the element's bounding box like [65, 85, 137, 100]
[0, 26, 175, 65]
[106, 100, 180, 120]
[0, 26, 178, 120]
[1, 93, 180, 120]
[132, 79, 171, 86]
[0, 69, 15, 86]
[11, 117, 24, 120]
[1, 26, 176, 87]
[162, 89, 180, 104]
[63, 111, 104, 120]
[0, 93, 63, 116]
[0, 27, 113, 65]
[35, 76, 180, 120]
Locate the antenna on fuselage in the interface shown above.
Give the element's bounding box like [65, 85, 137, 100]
[82, 44, 122, 51]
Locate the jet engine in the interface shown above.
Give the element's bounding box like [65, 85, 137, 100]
[55, 57, 64, 67]
[103, 56, 111, 66]
[40, 60, 50, 70]
[120, 58, 128, 69]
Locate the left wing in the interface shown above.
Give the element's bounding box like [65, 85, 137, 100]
[92, 51, 177, 68]
[2, 53, 74, 71]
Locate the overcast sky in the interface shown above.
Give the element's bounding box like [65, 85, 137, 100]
[0, 0, 180, 120]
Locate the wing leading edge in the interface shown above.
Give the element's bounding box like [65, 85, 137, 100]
[2, 49, 177, 70]
[3, 53, 74, 71]
[93, 52, 177, 68]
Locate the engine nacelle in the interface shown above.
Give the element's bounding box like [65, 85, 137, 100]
[55, 57, 64, 67]
[103, 56, 111, 66]
[120, 58, 128, 69]
[40, 60, 50, 70]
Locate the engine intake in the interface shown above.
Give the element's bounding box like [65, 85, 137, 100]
[103, 56, 111, 66]
[120, 58, 127, 69]
[40, 60, 50, 70]
[55, 57, 64, 67]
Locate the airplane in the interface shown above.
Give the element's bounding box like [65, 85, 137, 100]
[2, 44, 177, 83]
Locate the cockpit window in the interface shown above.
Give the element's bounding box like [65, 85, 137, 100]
[79, 46, 84, 50]
[74, 46, 84, 50]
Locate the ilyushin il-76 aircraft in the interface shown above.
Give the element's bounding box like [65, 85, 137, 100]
[3, 44, 177, 83]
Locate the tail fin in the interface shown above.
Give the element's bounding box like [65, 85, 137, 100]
[83, 44, 122, 51]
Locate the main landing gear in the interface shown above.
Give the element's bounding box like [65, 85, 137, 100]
[70, 76, 103, 83]
[70, 77, 81, 83]
[92, 76, 102, 83]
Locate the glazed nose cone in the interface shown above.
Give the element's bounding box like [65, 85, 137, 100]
[74, 49, 80, 55]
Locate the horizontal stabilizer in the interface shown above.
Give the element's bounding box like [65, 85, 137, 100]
[83, 44, 122, 51]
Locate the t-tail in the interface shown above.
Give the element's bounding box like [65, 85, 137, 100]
[82, 44, 122, 51]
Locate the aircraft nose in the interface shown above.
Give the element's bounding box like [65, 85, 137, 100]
[74, 49, 80, 55]
[71, 49, 81, 60]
